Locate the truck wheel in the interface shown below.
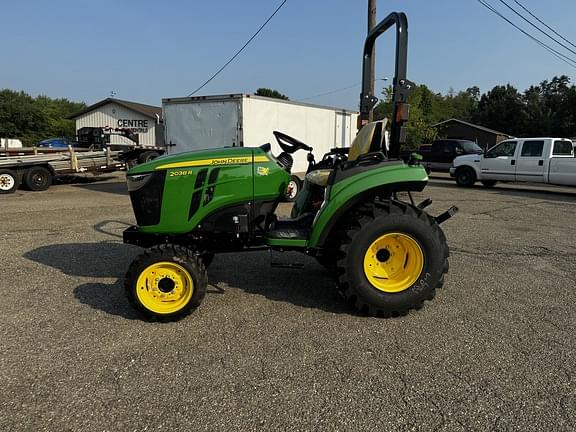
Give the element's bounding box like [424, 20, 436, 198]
[138, 151, 161, 164]
[455, 167, 476, 187]
[481, 180, 497, 188]
[284, 175, 302, 202]
[336, 200, 449, 317]
[24, 166, 53, 191]
[124, 244, 207, 321]
[0, 169, 20, 194]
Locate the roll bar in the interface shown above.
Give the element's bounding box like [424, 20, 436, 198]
[359, 12, 414, 158]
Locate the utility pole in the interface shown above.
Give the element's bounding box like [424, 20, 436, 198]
[367, 0, 377, 121]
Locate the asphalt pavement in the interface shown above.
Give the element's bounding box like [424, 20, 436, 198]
[0, 173, 575, 431]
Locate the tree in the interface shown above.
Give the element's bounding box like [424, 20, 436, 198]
[255, 88, 290, 100]
[473, 84, 525, 136]
[373, 84, 441, 148]
[0, 90, 85, 145]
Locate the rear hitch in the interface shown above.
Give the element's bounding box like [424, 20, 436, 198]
[435, 206, 459, 224]
[417, 198, 432, 210]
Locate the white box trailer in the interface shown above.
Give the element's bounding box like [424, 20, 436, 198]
[162, 94, 359, 173]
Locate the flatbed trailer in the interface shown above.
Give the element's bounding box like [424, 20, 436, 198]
[0, 146, 125, 194]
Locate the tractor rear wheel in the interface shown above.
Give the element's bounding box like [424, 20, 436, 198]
[125, 244, 207, 321]
[336, 199, 449, 317]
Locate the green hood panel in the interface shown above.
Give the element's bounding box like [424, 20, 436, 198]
[129, 147, 259, 174]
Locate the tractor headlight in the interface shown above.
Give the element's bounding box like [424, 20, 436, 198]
[126, 173, 153, 192]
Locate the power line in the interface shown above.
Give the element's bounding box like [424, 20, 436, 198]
[496, 0, 576, 57]
[296, 78, 389, 102]
[297, 83, 361, 101]
[187, 0, 288, 97]
[475, 0, 576, 69]
[512, 0, 576, 50]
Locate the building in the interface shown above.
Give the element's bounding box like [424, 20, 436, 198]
[68, 98, 162, 146]
[432, 118, 511, 150]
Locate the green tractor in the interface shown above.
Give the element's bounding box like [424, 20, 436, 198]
[122, 12, 457, 320]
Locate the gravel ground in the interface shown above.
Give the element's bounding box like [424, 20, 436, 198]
[0, 173, 575, 431]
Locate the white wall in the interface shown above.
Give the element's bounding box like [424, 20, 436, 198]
[75, 102, 157, 146]
[242, 97, 358, 173]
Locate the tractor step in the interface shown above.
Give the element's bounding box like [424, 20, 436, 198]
[266, 227, 310, 240]
[265, 215, 312, 243]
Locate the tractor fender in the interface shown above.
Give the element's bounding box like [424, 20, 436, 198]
[308, 165, 428, 248]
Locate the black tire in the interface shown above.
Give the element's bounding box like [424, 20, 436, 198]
[138, 151, 161, 164]
[481, 180, 497, 188]
[23, 166, 53, 191]
[0, 169, 20, 194]
[284, 175, 302, 202]
[455, 166, 476, 187]
[336, 199, 449, 317]
[124, 244, 207, 321]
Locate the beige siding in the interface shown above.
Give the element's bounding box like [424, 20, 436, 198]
[75, 102, 157, 146]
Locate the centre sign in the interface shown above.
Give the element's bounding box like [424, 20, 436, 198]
[117, 119, 149, 133]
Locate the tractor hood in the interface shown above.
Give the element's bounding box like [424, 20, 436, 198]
[129, 147, 260, 175]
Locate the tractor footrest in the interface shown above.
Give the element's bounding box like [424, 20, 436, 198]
[266, 227, 310, 240]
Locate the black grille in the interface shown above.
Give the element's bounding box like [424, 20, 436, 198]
[129, 171, 166, 226]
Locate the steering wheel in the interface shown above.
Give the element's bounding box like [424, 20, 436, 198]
[273, 131, 313, 154]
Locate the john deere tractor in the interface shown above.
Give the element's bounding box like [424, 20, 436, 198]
[122, 12, 457, 320]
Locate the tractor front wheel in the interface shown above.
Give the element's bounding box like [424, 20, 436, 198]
[125, 244, 207, 321]
[336, 200, 449, 317]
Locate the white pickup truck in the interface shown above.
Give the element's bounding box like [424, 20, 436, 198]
[450, 138, 576, 187]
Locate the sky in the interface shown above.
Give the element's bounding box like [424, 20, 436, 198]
[1, 0, 575, 110]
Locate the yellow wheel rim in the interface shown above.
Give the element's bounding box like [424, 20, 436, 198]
[363, 233, 424, 293]
[136, 262, 194, 314]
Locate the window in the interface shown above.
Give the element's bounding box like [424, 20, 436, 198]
[441, 142, 452, 153]
[432, 141, 451, 153]
[487, 141, 517, 157]
[553, 140, 573, 156]
[520, 140, 544, 157]
[460, 141, 483, 153]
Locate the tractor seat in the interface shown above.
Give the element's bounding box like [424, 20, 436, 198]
[305, 169, 332, 187]
[305, 119, 388, 187]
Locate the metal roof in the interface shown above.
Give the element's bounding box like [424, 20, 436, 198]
[432, 118, 511, 137]
[162, 94, 359, 114]
[67, 98, 162, 120]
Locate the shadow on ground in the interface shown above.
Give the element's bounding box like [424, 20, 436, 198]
[72, 181, 128, 196]
[54, 174, 118, 185]
[23, 242, 350, 320]
[428, 179, 576, 203]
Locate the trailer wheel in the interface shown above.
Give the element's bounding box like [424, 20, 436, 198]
[138, 151, 161, 164]
[24, 166, 53, 191]
[0, 169, 20, 194]
[125, 244, 207, 321]
[336, 199, 449, 317]
[455, 166, 476, 187]
[284, 175, 302, 202]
